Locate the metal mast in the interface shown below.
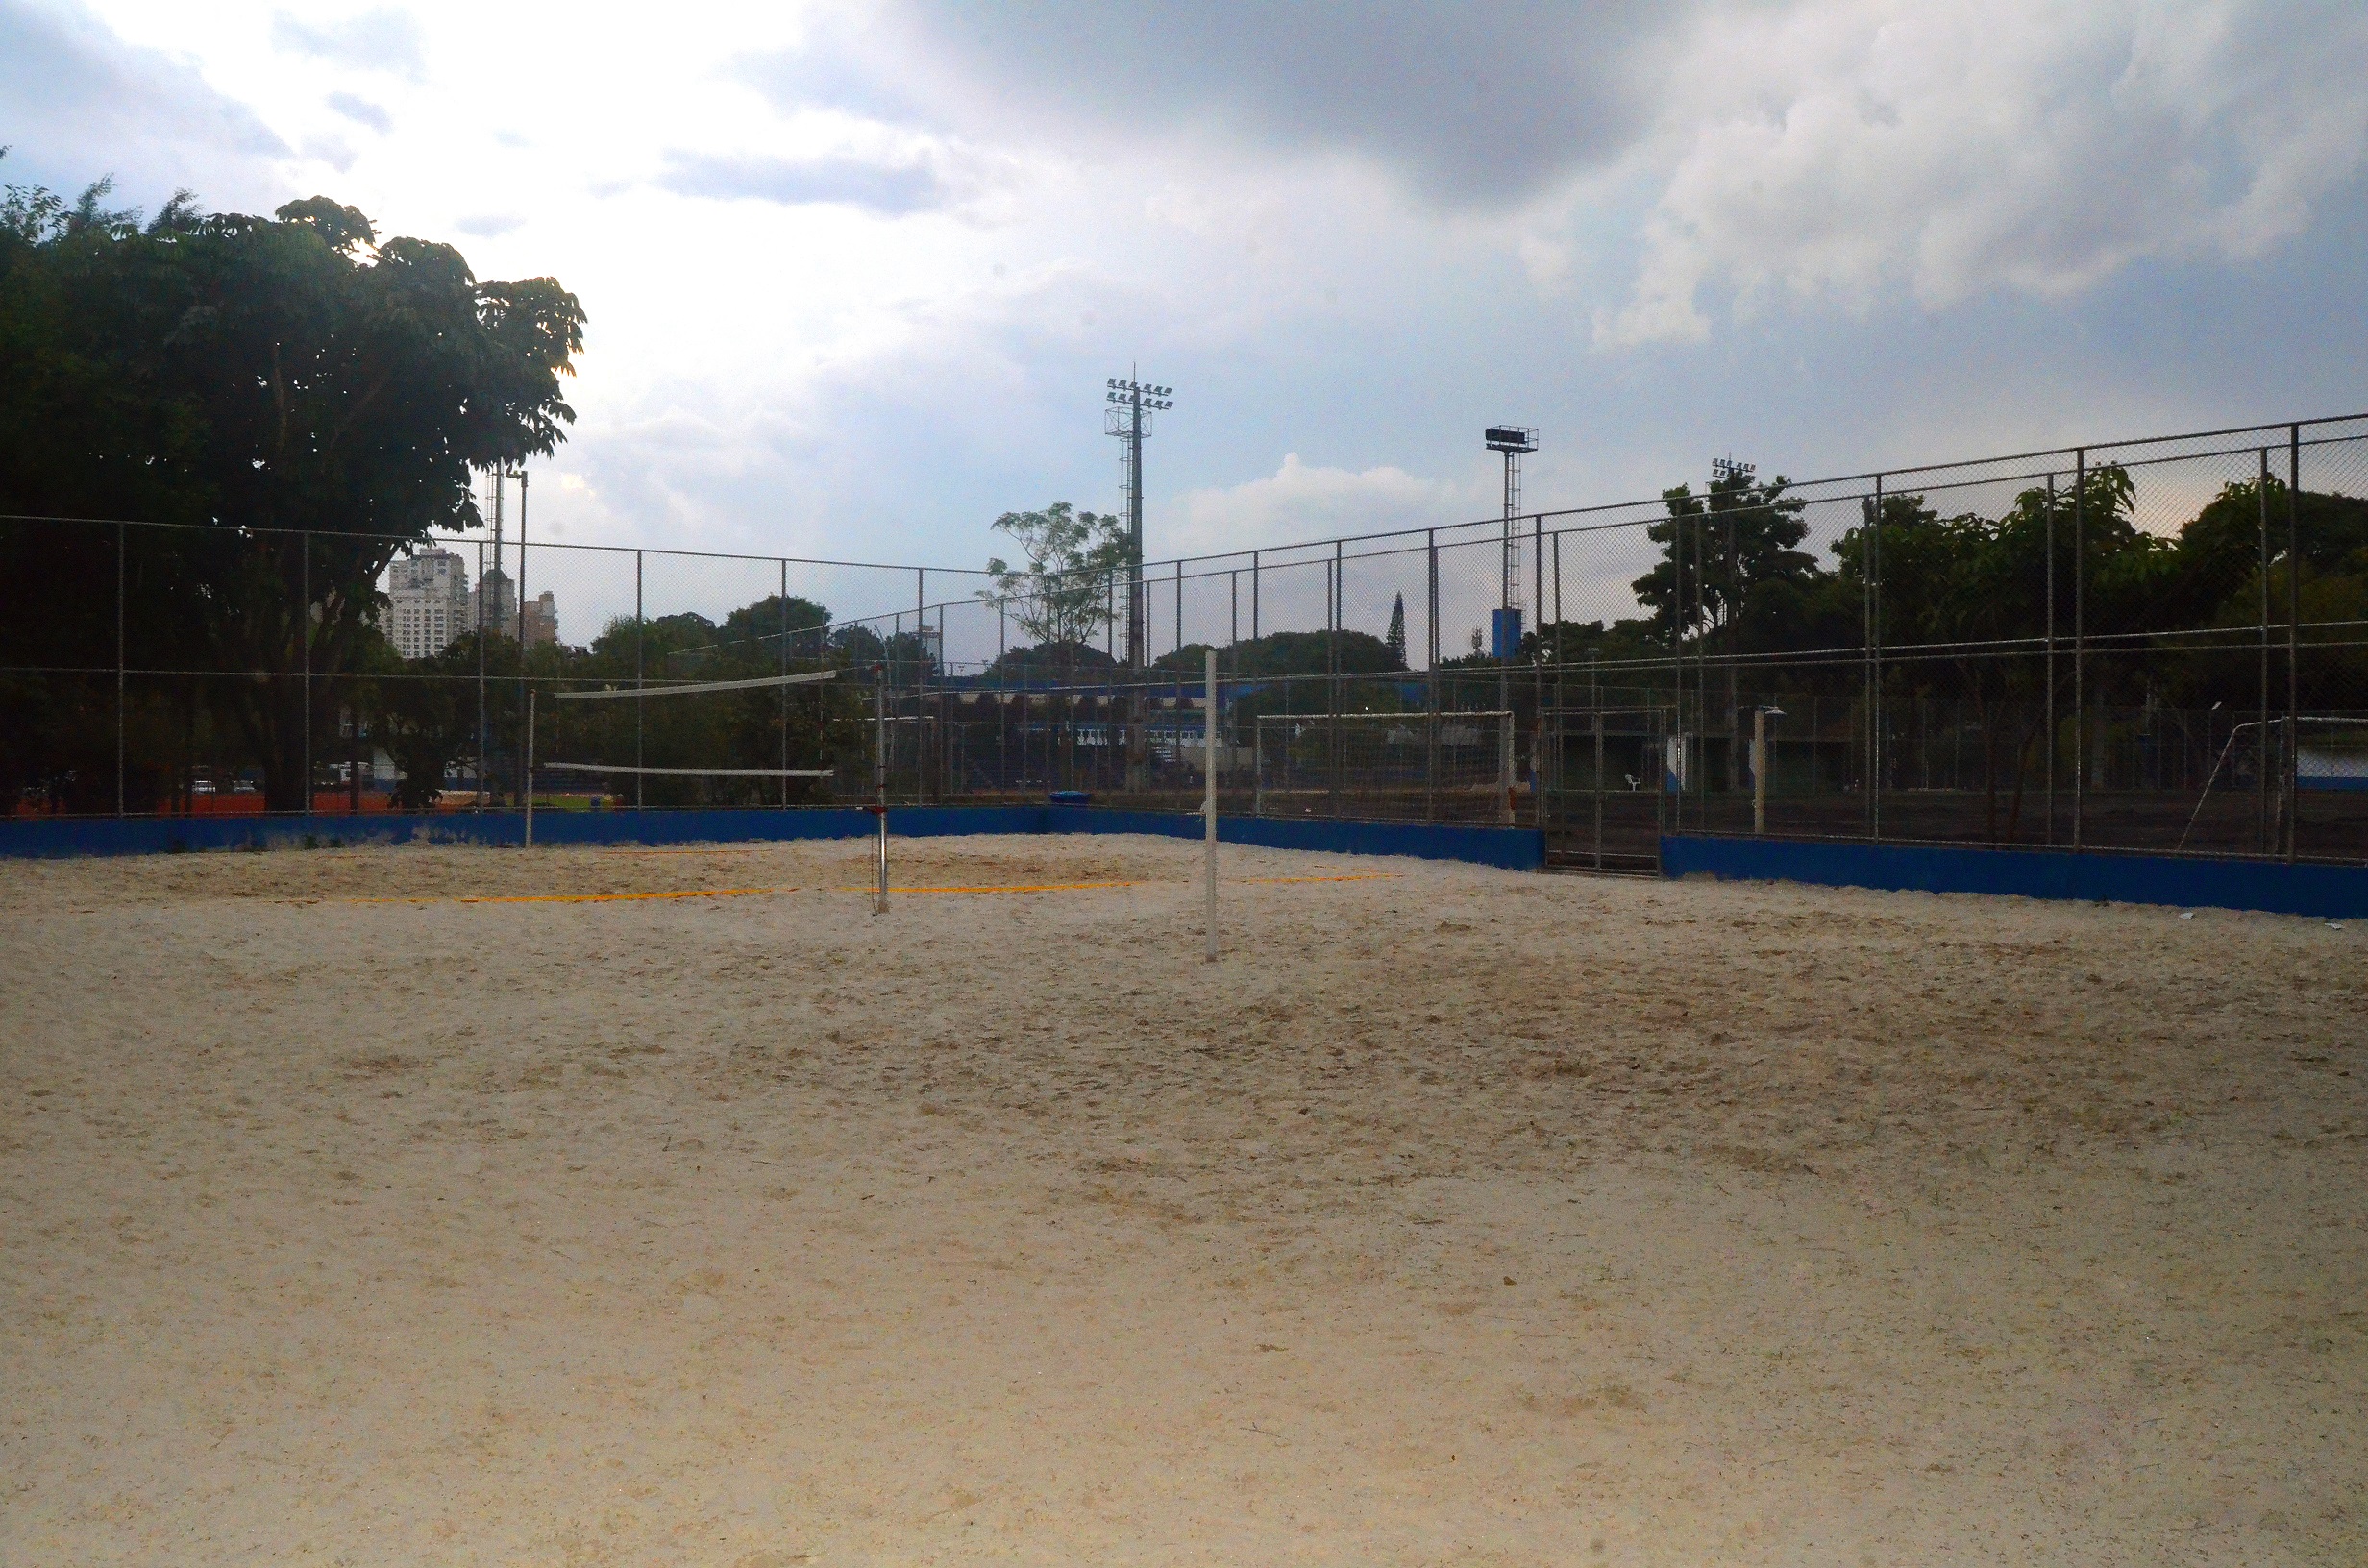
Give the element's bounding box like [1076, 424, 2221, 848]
[1485, 425, 1538, 657]
[1106, 374, 1173, 668]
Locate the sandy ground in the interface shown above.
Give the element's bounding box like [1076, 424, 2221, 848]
[2, 833, 2363, 1566]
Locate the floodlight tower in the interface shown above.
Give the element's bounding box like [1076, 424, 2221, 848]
[1106, 374, 1173, 668]
[1485, 425, 1538, 658]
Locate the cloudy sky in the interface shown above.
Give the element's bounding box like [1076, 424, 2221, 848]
[7, 0, 2368, 575]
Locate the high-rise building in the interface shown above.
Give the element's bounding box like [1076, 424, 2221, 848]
[522, 590, 559, 648]
[382, 549, 472, 660]
[470, 567, 517, 642]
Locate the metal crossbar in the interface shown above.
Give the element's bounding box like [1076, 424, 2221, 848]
[538, 762, 834, 778]
[552, 670, 840, 700]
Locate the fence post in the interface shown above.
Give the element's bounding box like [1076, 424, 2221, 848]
[1498, 709, 1515, 827]
[1251, 550, 1260, 642]
[1753, 705, 1767, 836]
[1328, 543, 1342, 818]
[915, 569, 927, 804]
[2257, 450, 2272, 852]
[1204, 648, 1218, 963]
[1425, 528, 1439, 823]
[2286, 424, 2302, 861]
[115, 520, 126, 818]
[2072, 449, 2085, 848]
[634, 548, 645, 810]
[790, 566, 800, 805]
[475, 538, 487, 811]
[873, 662, 888, 913]
[2044, 475, 2057, 845]
[1868, 474, 1882, 842]
[1253, 711, 1266, 818]
[1592, 703, 1604, 870]
[302, 531, 312, 818]
[516, 470, 529, 808]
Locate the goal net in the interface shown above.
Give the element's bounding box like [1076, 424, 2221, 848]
[1252, 709, 1514, 823]
[530, 670, 842, 809]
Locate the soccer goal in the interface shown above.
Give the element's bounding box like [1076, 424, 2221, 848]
[522, 669, 843, 846]
[1252, 708, 1515, 824]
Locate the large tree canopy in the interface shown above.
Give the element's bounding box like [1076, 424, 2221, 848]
[0, 166, 583, 809]
[977, 502, 1133, 660]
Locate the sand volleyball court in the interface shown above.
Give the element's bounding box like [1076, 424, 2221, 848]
[3, 834, 2362, 1564]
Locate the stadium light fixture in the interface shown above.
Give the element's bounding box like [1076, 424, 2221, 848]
[1105, 371, 1177, 670]
[1484, 425, 1540, 657]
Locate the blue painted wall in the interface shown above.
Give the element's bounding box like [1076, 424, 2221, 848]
[1663, 834, 2368, 919]
[1049, 808, 1544, 870]
[0, 805, 1544, 871]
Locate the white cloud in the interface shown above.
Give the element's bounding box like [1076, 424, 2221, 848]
[0, 0, 287, 205]
[268, 6, 424, 82]
[1171, 453, 1475, 556]
[30, 0, 2368, 588]
[1596, 0, 2368, 344]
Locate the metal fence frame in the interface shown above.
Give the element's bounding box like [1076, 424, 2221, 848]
[7, 411, 2366, 869]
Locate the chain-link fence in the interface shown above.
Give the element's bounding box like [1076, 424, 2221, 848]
[8, 413, 2365, 868]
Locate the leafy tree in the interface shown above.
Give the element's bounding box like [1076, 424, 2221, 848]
[0, 163, 582, 809]
[373, 629, 495, 809]
[720, 593, 835, 664]
[1154, 629, 1400, 678]
[978, 502, 1133, 664]
[982, 640, 1119, 683]
[1632, 468, 1815, 643]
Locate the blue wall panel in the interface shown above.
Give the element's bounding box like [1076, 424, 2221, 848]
[2, 805, 1542, 871]
[1662, 835, 2368, 919]
[1043, 807, 1544, 870]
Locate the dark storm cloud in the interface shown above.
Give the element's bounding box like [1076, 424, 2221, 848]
[655, 151, 951, 216]
[875, 0, 1683, 205]
[269, 7, 427, 82]
[0, 0, 286, 204]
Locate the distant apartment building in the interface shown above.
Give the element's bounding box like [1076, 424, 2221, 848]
[385, 556, 560, 658]
[522, 590, 559, 648]
[382, 549, 471, 660]
[470, 568, 517, 642]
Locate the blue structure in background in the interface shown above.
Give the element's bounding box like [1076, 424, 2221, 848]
[0, 806, 1546, 872]
[1489, 606, 1523, 660]
[1662, 835, 2368, 919]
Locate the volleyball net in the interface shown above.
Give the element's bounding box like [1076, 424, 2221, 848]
[527, 669, 843, 814]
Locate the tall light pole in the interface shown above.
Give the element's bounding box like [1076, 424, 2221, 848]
[1485, 425, 1537, 659]
[1106, 375, 1173, 669]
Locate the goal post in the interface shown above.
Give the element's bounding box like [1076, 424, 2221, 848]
[1251, 708, 1514, 824]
